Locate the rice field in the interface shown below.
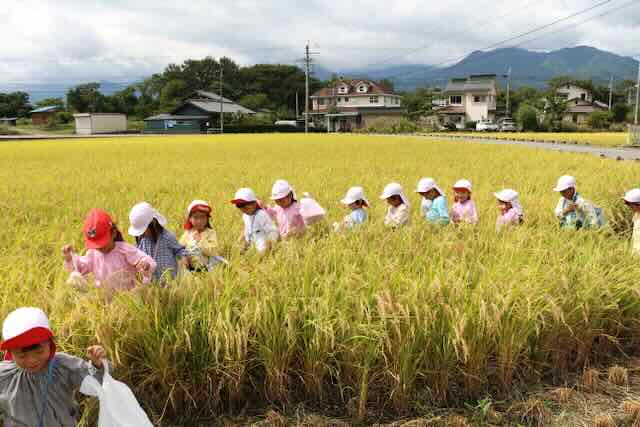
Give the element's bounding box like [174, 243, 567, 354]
[1, 134, 639, 424]
[430, 132, 630, 147]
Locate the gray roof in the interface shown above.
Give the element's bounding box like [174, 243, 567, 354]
[144, 114, 209, 121]
[185, 100, 256, 115]
[191, 90, 236, 104]
[444, 77, 498, 93]
[0, 117, 17, 121]
[30, 106, 59, 113]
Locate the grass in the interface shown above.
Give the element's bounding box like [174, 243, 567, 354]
[429, 132, 631, 147]
[1, 134, 639, 425]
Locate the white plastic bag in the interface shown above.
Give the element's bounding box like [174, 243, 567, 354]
[66, 255, 88, 290]
[80, 361, 153, 427]
[299, 193, 326, 225]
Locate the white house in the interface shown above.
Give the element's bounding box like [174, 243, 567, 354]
[435, 75, 500, 129]
[310, 79, 405, 132]
[556, 84, 607, 126]
[74, 113, 127, 135]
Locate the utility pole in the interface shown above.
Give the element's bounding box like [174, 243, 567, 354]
[635, 63, 640, 125]
[301, 42, 319, 134]
[505, 67, 512, 117]
[295, 91, 299, 120]
[219, 64, 224, 134]
[608, 75, 613, 110]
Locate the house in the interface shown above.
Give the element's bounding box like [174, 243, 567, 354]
[30, 106, 60, 125]
[555, 84, 607, 126]
[73, 113, 127, 135]
[434, 75, 500, 129]
[310, 79, 405, 132]
[144, 91, 256, 133]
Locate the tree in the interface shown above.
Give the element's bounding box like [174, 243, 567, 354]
[401, 87, 438, 115]
[0, 92, 31, 118]
[517, 104, 539, 131]
[544, 92, 568, 131]
[238, 93, 270, 112]
[66, 83, 104, 113]
[587, 111, 612, 129]
[612, 103, 630, 123]
[35, 97, 65, 110]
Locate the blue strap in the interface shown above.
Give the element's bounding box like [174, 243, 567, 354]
[37, 358, 56, 427]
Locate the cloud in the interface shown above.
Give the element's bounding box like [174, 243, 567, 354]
[0, 0, 638, 84]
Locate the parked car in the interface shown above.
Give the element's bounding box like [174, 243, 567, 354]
[476, 120, 498, 132]
[498, 117, 517, 132]
[274, 120, 298, 127]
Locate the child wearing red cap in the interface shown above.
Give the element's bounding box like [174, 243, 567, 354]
[179, 200, 227, 271]
[0, 307, 107, 427]
[62, 208, 156, 291]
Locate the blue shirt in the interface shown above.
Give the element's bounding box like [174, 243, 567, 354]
[422, 195, 450, 225]
[137, 229, 188, 283]
[347, 208, 368, 228]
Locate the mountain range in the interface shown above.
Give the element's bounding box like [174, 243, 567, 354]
[3, 46, 638, 102]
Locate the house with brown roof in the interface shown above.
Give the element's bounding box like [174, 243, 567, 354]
[310, 79, 405, 132]
[434, 75, 500, 129]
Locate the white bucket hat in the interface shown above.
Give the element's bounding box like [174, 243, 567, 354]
[231, 188, 258, 204]
[553, 175, 577, 192]
[494, 188, 524, 216]
[270, 179, 296, 200]
[186, 200, 211, 215]
[341, 186, 369, 206]
[128, 202, 167, 237]
[416, 177, 444, 195]
[379, 183, 409, 205]
[453, 179, 472, 192]
[623, 188, 640, 204]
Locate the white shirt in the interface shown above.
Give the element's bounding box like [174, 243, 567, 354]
[633, 213, 640, 255]
[384, 204, 410, 227]
[243, 209, 278, 253]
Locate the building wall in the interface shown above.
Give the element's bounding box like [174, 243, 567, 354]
[464, 94, 490, 122]
[557, 85, 592, 102]
[361, 112, 403, 129]
[313, 95, 401, 110]
[91, 115, 127, 134]
[32, 112, 54, 125]
[144, 119, 203, 134]
[74, 116, 93, 135]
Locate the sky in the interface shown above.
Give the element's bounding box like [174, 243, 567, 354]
[1, 0, 639, 86]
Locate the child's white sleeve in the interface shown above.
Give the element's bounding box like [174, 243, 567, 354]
[554, 198, 565, 219]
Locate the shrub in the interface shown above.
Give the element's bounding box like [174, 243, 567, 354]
[517, 104, 539, 131]
[587, 111, 613, 130]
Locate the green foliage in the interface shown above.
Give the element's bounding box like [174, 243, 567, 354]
[517, 104, 539, 131]
[587, 111, 613, 130]
[401, 87, 440, 115]
[612, 103, 630, 123]
[238, 93, 270, 112]
[35, 97, 65, 110]
[0, 91, 31, 118]
[66, 83, 104, 113]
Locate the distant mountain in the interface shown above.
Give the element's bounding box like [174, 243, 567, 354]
[328, 46, 639, 90]
[0, 80, 141, 103]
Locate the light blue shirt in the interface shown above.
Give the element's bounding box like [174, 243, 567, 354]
[347, 208, 368, 228]
[422, 195, 450, 225]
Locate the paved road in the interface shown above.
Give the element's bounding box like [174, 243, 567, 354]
[419, 134, 640, 161]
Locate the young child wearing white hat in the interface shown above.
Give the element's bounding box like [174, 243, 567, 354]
[553, 175, 605, 230]
[231, 188, 279, 253]
[128, 202, 189, 283]
[179, 200, 227, 271]
[380, 183, 410, 227]
[494, 189, 524, 232]
[0, 307, 107, 427]
[265, 179, 306, 238]
[450, 179, 479, 225]
[623, 188, 640, 255]
[416, 178, 450, 225]
[334, 186, 369, 231]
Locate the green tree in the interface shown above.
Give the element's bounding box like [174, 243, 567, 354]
[587, 111, 612, 129]
[544, 92, 568, 131]
[517, 104, 539, 131]
[66, 83, 105, 113]
[35, 97, 65, 110]
[0, 92, 31, 117]
[238, 93, 270, 112]
[612, 103, 630, 123]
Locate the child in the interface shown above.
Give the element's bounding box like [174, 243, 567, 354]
[179, 200, 227, 271]
[494, 189, 524, 231]
[0, 307, 107, 427]
[62, 208, 156, 290]
[415, 178, 450, 225]
[623, 188, 640, 255]
[335, 186, 369, 231]
[231, 188, 279, 253]
[450, 179, 479, 225]
[380, 182, 410, 227]
[553, 175, 605, 230]
[266, 179, 306, 238]
[128, 202, 189, 283]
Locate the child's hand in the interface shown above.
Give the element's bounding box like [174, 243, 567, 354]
[563, 203, 576, 215]
[193, 232, 202, 242]
[86, 345, 106, 368]
[62, 245, 74, 262]
[179, 257, 190, 268]
[136, 259, 152, 273]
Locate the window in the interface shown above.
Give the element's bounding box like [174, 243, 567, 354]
[358, 85, 368, 93]
[473, 95, 486, 103]
[344, 97, 350, 103]
[338, 97, 342, 102]
[338, 85, 348, 94]
[318, 98, 325, 106]
[369, 96, 379, 104]
[580, 93, 586, 100]
[450, 95, 462, 105]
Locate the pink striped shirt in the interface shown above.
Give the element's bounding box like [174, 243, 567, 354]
[451, 199, 479, 225]
[266, 202, 306, 238]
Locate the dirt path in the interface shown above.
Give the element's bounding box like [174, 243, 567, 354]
[418, 134, 640, 161]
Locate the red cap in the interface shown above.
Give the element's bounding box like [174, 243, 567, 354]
[184, 203, 212, 230]
[82, 208, 114, 249]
